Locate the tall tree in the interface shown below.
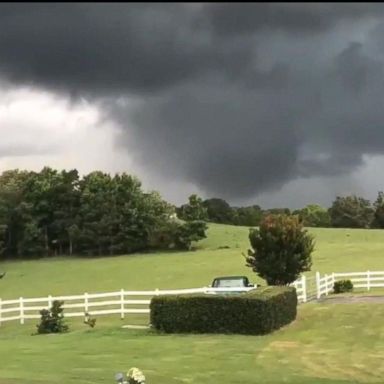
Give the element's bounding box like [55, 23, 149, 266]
[372, 191, 384, 228]
[203, 198, 234, 224]
[0, 170, 33, 257]
[233, 205, 263, 227]
[177, 194, 208, 222]
[245, 214, 314, 285]
[77, 171, 114, 255]
[294, 204, 331, 228]
[329, 195, 374, 228]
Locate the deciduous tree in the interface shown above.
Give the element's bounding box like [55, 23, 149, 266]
[245, 214, 314, 285]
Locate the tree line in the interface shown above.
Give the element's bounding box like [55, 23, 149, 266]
[0, 168, 207, 259]
[1, 167, 383, 260]
[179, 195, 384, 229]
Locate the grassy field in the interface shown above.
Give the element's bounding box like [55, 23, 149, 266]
[1, 224, 384, 384]
[0, 303, 384, 384]
[1, 224, 384, 299]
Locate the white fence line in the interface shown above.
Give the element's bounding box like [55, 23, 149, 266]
[0, 286, 256, 325]
[1, 271, 383, 325]
[291, 275, 307, 303]
[332, 271, 384, 291]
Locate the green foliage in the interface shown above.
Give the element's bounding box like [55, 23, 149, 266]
[174, 220, 207, 250]
[329, 195, 374, 228]
[203, 198, 234, 224]
[333, 280, 353, 294]
[149, 218, 207, 250]
[264, 208, 291, 216]
[293, 204, 331, 228]
[233, 205, 263, 226]
[150, 286, 297, 335]
[36, 300, 69, 334]
[372, 191, 384, 228]
[245, 214, 314, 285]
[177, 194, 208, 222]
[202, 198, 263, 227]
[0, 168, 182, 258]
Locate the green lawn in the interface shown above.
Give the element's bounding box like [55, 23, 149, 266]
[1, 224, 384, 384]
[0, 303, 383, 384]
[1, 224, 384, 300]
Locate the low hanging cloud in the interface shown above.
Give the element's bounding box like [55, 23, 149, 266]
[2, 4, 384, 202]
[0, 87, 132, 175]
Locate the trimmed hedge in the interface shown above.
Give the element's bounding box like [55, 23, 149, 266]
[150, 286, 297, 335]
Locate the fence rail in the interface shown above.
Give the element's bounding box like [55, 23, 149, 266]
[1, 271, 383, 325]
[0, 286, 256, 325]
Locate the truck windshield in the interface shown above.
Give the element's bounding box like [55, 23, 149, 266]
[214, 278, 244, 287]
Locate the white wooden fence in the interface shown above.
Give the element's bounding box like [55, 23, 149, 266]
[0, 286, 254, 326]
[315, 271, 384, 298]
[1, 271, 383, 325]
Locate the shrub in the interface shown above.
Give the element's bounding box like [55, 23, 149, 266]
[36, 300, 69, 334]
[333, 280, 353, 294]
[115, 368, 146, 384]
[245, 214, 314, 285]
[150, 286, 297, 335]
[84, 312, 96, 328]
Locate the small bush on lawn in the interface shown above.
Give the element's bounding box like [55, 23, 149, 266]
[333, 280, 353, 294]
[37, 300, 69, 334]
[84, 312, 97, 328]
[150, 286, 297, 335]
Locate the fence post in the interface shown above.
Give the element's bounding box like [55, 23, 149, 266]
[84, 292, 89, 314]
[19, 297, 24, 325]
[120, 289, 125, 320]
[155, 288, 160, 296]
[367, 270, 370, 291]
[0, 298, 2, 326]
[48, 295, 52, 309]
[302, 275, 307, 303]
[332, 272, 335, 286]
[316, 271, 321, 299]
[325, 274, 329, 295]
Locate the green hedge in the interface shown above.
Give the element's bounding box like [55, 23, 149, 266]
[150, 286, 297, 335]
[333, 280, 353, 294]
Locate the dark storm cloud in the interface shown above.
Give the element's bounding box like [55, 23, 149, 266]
[2, 3, 384, 200]
[115, 87, 301, 198]
[204, 3, 384, 36]
[0, 3, 256, 95]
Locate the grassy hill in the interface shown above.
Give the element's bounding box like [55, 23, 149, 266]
[1, 224, 384, 299]
[1, 224, 384, 384]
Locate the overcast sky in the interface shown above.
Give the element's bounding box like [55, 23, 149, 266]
[2, 3, 384, 208]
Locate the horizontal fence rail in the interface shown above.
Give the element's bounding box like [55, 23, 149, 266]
[0, 286, 257, 325]
[314, 271, 384, 299]
[333, 271, 384, 290]
[1, 271, 383, 325]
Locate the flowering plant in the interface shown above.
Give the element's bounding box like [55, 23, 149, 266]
[127, 368, 146, 384]
[115, 368, 145, 384]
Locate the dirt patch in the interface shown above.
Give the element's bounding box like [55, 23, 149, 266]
[319, 295, 384, 304]
[121, 324, 149, 329]
[268, 340, 300, 350]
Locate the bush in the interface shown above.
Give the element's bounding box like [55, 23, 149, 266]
[150, 286, 297, 335]
[333, 280, 353, 294]
[36, 300, 69, 334]
[84, 312, 96, 328]
[246, 214, 314, 285]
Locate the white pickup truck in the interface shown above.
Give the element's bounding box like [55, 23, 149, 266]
[207, 275, 258, 294]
